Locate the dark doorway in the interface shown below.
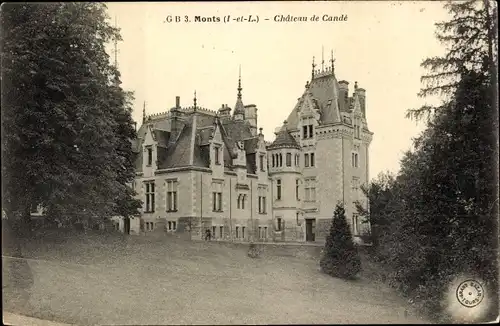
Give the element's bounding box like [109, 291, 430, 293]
[305, 218, 315, 242]
[124, 217, 130, 234]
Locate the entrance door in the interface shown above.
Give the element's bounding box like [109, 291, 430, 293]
[124, 217, 130, 234]
[305, 219, 315, 242]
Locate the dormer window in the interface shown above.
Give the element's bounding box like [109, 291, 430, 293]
[259, 154, 265, 171]
[308, 125, 314, 138]
[286, 153, 292, 167]
[303, 125, 308, 138]
[302, 124, 314, 139]
[214, 146, 221, 165]
[146, 146, 153, 166]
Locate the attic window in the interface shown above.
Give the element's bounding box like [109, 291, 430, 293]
[214, 146, 221, 165]
[146, 146, 153, 166]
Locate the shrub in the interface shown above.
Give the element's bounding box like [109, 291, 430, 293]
[320, 203, 361, 279]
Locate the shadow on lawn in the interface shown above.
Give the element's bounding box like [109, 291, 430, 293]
[2, 222, 34, 312]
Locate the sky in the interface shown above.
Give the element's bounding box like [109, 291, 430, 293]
[105, 1, 450, 180]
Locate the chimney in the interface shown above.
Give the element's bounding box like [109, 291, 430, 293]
[356, 88, 366, 117]
[338, 80, 349, 112]
[175, 96, 180, 108]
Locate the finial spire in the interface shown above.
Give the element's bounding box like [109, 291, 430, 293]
[330, 49, 335, 72]
[311, 56, 316, 79]
[321, 45, 325, 72]
[193, 90, 197, 109]
[142, 101, 146, 123]
[237, 65, 242, 100]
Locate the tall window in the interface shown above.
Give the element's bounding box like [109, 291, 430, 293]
[145, 181, 155, 212]
[308, 125, 314, 138]
[279, 153, 283, 167]
[166, 180, 178, 211]
[296, 179, 300, 200]
[167, 221, 177, 231]
[260, 154, 265, 171]
[146, 146, 153, 166]
[258, 196, 267, 214]
[213, 192, 222, 211]
[305, 153, 310, 167]
[286, 153, 292, 167]
[277, 217, 282, 231]
[295, 154, 300, 166]
[310, 153, 315, 167]
[304, 178, 316, 201]
[214, 146, 221, 165]
[352, 213, 359, 235]
[272, 154, 275, 167]
[276, 179, 282, 200]
[236, 226, 240, 238]
[352, 177, 359, 196]
[237, 194, 246, 209]
[352, 152, 359, 168]
[302, 125, 308, 139]
[242, 226, 246, 239]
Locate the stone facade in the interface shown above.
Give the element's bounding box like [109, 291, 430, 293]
[131, 58, 373, 243]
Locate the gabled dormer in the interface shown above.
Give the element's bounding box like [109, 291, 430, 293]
[296, 90, 321, 143]
[256, 128, 268, 176]
[142, 125, 157, 177]
[210, 121, 225, 177]
[232, 140, 247, 182]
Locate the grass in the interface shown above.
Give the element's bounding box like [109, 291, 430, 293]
[3, 230, 429, 325]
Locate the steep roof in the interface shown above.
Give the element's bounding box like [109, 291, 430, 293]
[135, 108, 260, 172]
[285, 70, 341, 130]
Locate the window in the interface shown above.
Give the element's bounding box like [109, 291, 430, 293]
[352, 152, 359, 168]
[352, 177, 359, 195]
[304, 178, 316, 201]
[145, 181, 155, 212]
[277, 218, 282, 231]
[271, 154, 275, 167]
[286, 153, 292, 167]
[310, 153, 315, 167]
[260, 154, 265, 171]
[264, 226, 268, 238]
[279, 153, 283, 167]
[145, 222, 154, 231]
[242, 226, 246, 239]
[167, 221, 177, 231]
[352, 214, 359, 235]
[303, 125, 308, 139]
[296, 179, 300, 200]
[146, 146, 153, 166]
[214, 146, 221, 165]
[237, 194, 246, 209]
[236, 226, 240, 238]
[212, 225, 216, 238]
[276, 179, 282, 200]
[308, 125, 314, 138]
[166, 180, 178, 212]
[30, 204, 39, 214]
[220, 226, 224, 238]
[305, 153, 310, 167]
[295, 154, 299, 166]
[296, 211, 300, 224]
[258, 195, 267, 214]
[213, 192, 222, 211]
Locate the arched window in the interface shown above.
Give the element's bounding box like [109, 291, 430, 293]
[279, 153, 283, 167]
[286, 153, 292, 167]
[272, 154, 275, 167]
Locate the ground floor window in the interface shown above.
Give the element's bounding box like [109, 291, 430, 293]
[212, 225, 216, 238]
[144, 221, 154, 231]
[236, 226, 240, 238]
[242, 226, 246, 239]
[258, 226, 268, 239]
[167, 220, 177, 232]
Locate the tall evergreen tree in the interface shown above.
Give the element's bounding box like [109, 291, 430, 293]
[320, 203, 361, 280]
[1, 3, 141, 230]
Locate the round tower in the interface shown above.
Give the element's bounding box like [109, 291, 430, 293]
[267, 121, 304, 242]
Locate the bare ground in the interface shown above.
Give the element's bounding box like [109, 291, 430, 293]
[2, 231, 429, 325]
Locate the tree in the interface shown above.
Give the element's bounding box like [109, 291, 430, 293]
[355, 171, 398, 251]
[1, 3, 140, 231]
[320, 203, 361, 280]
[363, 1, 499, 320]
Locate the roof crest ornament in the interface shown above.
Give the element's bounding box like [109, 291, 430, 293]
[237, 65, 242, 100]
[142, 101, 146, 123]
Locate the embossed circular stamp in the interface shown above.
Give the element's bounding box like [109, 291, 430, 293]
[455, 279, 484, 308]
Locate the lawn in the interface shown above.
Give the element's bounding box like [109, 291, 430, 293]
[3, 230, 428, 325]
